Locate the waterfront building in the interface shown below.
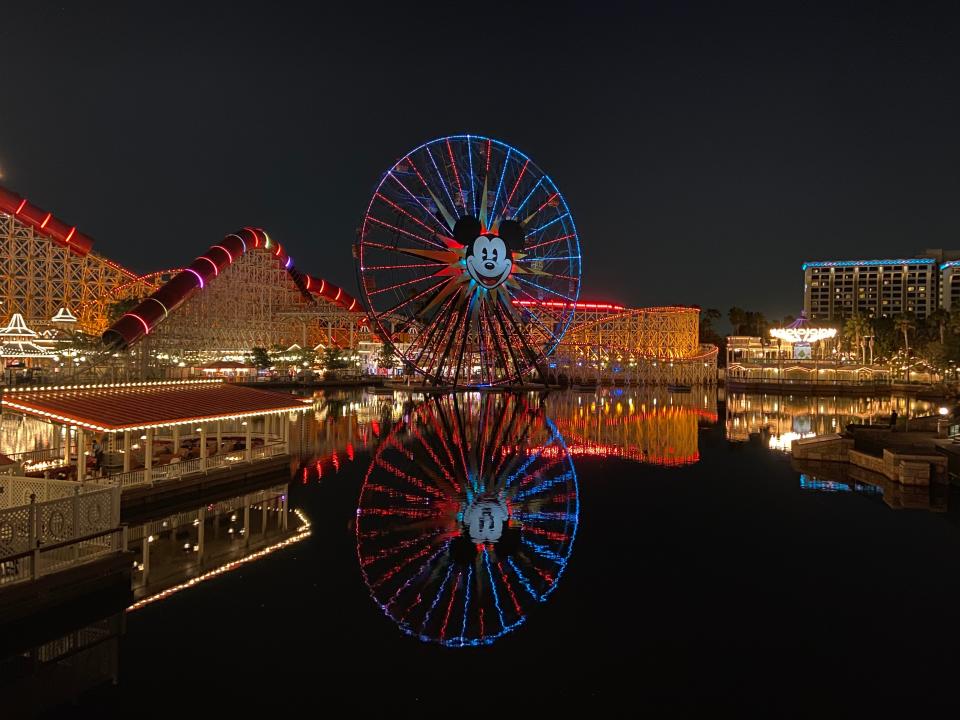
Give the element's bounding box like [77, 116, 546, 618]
[726, 315, 892, 387]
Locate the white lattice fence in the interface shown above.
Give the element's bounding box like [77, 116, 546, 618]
[0, 485, 118, 558]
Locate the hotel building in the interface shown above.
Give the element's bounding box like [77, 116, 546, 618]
[802, 250, 960, 321]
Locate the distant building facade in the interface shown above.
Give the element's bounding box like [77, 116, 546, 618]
[802, 249, 960, 322]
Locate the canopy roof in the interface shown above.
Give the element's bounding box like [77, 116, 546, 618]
[1, 380, 307, 432]
[0, 313, 38, 338]
[0, 341, 52, 358]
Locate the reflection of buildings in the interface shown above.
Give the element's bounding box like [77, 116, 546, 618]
[1, 611, 124, 715]
[725, 393, 935, 450]
[546, 388, 718, 466]
[291, 389, 421, 479]
[795, 462, 949, 513]
[126, 483, 307, 607]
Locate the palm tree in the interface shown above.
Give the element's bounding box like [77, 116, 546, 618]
[843, 313, 872, 360]
[927, 308, 950, 345]
[728, 307, 747, 335]
[894, 313, 916, 354]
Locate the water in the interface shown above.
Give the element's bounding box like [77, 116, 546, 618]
[5, 388, 960, 714]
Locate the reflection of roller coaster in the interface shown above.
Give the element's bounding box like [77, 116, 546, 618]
[546, 389, 718, 466]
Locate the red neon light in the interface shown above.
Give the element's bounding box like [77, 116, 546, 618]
[305, 276, 311, 290]
[334, 288, 342, 301]
[404, 155, 430, 191]
[197, 256, 218, 276]
[14, 199, 26, 214]
[274, 243, 282, 257]
[446, 138, 464, 208]
[318, 279, 325, 294]
[514, 300, 625, 310]
[524, 232, 575, 252]
[212, 245, 233, 263]
[64, 227, 76, 244]
[374, 192, 444, 238]
[39, 212, 52, 229]
[125, 312, 150, 335]
[502, 159, 529, 215]
[348, 299, 357, 311]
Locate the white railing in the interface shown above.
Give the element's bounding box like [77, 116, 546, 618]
[0, 475, 88, 508]
[97, 443, 288, 490]
[4, 446, 65, 465]
[0, 485, 121, 560]
[0, 525, 127, 588]
[253, 443, 286, 459]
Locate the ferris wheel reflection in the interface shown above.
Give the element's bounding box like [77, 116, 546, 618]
[355, 392, 578, 647]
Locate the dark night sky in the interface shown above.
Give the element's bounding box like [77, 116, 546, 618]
[2, 2, 959, 324]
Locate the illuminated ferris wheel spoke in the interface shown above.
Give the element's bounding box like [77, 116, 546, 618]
[424, 145, 459, 222]
[481, 547, 508, 631]
[408, 289, 461, 369]
[467, 137, 477, 216]
[521, 191, 560, 227]
[494, 295, 545, 371]
[514, 275, 577, 303]
[489, 147, 512, 227]
[445, 138, 469, 214]
[387, 172, 451, 234]
[498, 158, 530, 220]
[510, 176, 544, 220]
[525, 212, 570, 238]
[523, 232, 576, 253]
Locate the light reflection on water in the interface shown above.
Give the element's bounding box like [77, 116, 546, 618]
[724, 393, 937, 451]
[355, 392, 577, 646]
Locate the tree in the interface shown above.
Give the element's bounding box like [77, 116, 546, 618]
[744, 310, 769, 337]
[377, 342, 398, 370]
[728, 307, 747, 335]
[250, 347, 271, 369]
[843, 314, 872, 359]
[894, 313, 916, 354]
[927, 308, 950, 345]
[323, 347, 350, 371]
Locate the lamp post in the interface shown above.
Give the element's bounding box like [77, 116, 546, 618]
[777, 337, 783, 387]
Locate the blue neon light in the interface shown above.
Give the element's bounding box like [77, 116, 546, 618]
[802, 258, 935, 271]
[425, 145, 458, 220]
[467, 135, 476, 217]
[511, 177, 544, 219]
[526, 212, 570, 237]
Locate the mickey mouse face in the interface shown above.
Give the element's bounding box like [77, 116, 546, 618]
[466, 235, 511, 288]
[455, 216, 523, 290]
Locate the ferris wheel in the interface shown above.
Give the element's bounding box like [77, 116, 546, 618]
[355, 135, 581, 386]
[356, 393, 579, 647]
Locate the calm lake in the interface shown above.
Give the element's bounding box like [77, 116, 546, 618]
[7, 387, 960, 715]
